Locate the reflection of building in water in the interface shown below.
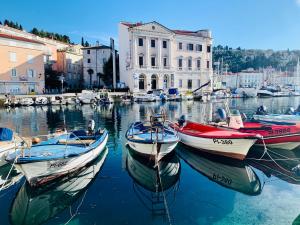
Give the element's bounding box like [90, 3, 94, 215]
[178, 147, 261, 195]
[126, 150, 180, 218]
[10, 148, 108, 225]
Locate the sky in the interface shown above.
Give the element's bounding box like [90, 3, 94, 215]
[1, 0, 300, 50]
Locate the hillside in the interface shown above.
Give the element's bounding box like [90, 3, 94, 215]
[213, 45, 300, 73]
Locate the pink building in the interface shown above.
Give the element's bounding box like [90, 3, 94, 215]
[0, 33, 45, 94]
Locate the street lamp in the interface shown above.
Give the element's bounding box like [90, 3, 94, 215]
[60, 74, 64, 94]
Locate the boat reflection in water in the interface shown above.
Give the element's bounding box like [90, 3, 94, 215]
[177, 145, 262, 196]
[0, 164, 23, 192]
[9, 148, 108, 225]
[248, 147, 300, 184]
[126, 149, 180, 217]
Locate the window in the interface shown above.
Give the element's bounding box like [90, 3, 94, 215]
[11, 68, 17, 77]
[9, 52, 16, 62]
[163, 40, 167, 48]
[187, 43, 194, 51]
[188, 58, 192, 69]
[151, 57, 156, 67]
[179, 79, 183, 88]
[207, 45, 211, 53]
[87, 58, 91, 63]
[163, 57, 167, 67]
[87, 50, 90, 54]
[178, 58, 183, 69]
[27, 69, 34, 78]
[27, 55, 34, 64]
[188, 79, 193, 89]
[197, 59, 201, 69]
[138, 38, 143, 46]
[151, 39, 155, 48]
[207, 60, 210, 68]
[196, 44, 202, 51]
[178, 42, 183, 50]
[139, 56, 144, 66]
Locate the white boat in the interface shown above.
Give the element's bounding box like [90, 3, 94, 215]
[181, 91, 194, 101]
[257, 87, 274, 97]
[35, 96, 48, 105]
[121, 95, 132, 103]
[4, 96, 20, 107]
[10, 148, 108, 225]
[50, 96, 66, 105]
[126, 114, 179, 161]
[6, 125, 108, 186]
[65, 97, 79, 105]
[173, 119, 260, 160]
[167, 88, 181, 101]
[253, 114, 300, 123]
[235, 87, 257, 97]
[0, 128, 23, 167]
[77, 90, 99, 104]
[19, 98, 34, 106]
[133, 93, 156, 102]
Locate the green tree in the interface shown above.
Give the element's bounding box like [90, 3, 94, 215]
[87, 68, 94, 89]
[81, 37, 84, 46]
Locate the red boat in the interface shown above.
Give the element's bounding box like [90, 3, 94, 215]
[236, 121, 300, 150]
[173, 121, 260, 160]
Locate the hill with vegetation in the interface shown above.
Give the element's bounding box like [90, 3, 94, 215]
[213, 45, 300, 73]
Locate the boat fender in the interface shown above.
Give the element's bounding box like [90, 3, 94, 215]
[217, 108, 227, 120]
[88, 119, 95, 134]
[178, 115, 186, 127]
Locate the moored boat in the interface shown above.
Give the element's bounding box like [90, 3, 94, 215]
[133, 93, 156, 102]
[167, 88, 181, 101]
[19, 97, 34, 106]
[173, 118, 260, 160]
[50, 96, 66, 105]
[126, 113, 179, 161]
[35, 96, 48, 105]
[6, 122, 108, 186]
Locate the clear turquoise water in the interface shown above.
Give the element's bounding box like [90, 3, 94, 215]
[0, 97, 300, 225]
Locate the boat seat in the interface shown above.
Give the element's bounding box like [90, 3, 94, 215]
[58, 139, 95, 145]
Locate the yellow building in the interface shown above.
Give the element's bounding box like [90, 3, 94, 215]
[0, 33, 45, 94]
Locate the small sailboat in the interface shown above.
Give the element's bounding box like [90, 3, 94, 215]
[173, 116, 260, 160]
[133, 93, 156, 102]
[6, 120, 108, 186]
[126, 112, 179, 161]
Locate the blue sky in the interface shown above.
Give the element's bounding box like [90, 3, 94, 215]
[1, 0, 300, 50]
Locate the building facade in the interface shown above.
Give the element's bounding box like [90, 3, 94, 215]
[118, 21, 213, 93]
[82, 45, 113, 88]
[0, 33, 45, 94]
[57, 45, 83, 89]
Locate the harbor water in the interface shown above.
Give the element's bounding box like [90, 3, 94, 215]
[1, 96, 300, 225]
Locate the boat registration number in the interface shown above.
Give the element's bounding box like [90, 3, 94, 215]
[49, 161, 67, 168]
[213, 173, 232, 185]
[213, 139, 233, 145]
[268, 128, 291, 135]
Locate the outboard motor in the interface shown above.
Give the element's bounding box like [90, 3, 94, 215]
[178, 115, 186, 127]
[285, 107, 295, 115]
[256, 105, 268, 115]
[88, 119, 95, 135]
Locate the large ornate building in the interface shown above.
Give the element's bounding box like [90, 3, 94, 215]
[118, 21, 213, 93]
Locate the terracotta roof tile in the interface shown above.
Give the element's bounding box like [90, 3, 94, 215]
[0, 33, 44, 45]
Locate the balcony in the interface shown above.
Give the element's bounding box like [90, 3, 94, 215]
[139, 65, 146, 69]
[163, 66, 170, 69]
[151, 66, 159, 69]
[188, 67, 192, 71]
[178, 67, 183, 71]
[19, 76, 28, 81]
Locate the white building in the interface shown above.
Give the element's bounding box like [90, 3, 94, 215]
[82, 44, 114, 88]
[118, 21, 213, 93]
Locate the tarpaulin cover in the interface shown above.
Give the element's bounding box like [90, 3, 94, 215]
[0, 128, 13, 141]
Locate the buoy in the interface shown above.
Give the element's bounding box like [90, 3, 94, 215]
[32, 137, 41, 144]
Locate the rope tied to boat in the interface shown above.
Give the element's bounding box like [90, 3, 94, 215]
[0, 155, 19, 192]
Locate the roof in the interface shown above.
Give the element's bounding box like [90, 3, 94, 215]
[82, 45, 111, 50]
[0, 33, 44, 45]
[121, 21, 211, 38]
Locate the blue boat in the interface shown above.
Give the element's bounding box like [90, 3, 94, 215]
[6, 122, 108, 186]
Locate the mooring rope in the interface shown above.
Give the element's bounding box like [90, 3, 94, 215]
[0, 155, 19, 192]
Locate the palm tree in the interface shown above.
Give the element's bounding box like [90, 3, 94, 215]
[97, 72, 103, 88]
[87, 68, 94, 89]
